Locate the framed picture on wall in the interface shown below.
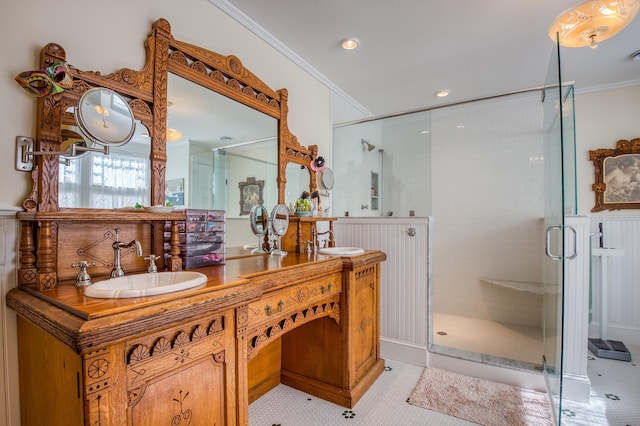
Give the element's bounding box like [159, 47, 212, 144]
[589, 138, 640, 212]
[239, 177, 264, 216]
[166, 178, 185, 206]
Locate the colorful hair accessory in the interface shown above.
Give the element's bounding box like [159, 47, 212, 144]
[15, 61, 73, 97]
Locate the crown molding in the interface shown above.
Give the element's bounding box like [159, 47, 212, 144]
[574, 79, 640, 95]
[208, 0, 373, 118]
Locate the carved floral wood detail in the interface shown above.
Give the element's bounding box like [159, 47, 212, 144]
[127, 316, 225, 365]
[247, 299, 340, 360]
[126, 316, 227, 408]
[355, 266, 376, 282]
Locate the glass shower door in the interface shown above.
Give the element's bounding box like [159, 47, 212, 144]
[542, 34, 575, 425]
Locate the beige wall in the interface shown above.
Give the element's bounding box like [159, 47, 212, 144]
[574, 84, 640, 217]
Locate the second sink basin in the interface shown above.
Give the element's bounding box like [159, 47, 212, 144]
[84, 271, 207, 298]
[318, 247, 365, 256]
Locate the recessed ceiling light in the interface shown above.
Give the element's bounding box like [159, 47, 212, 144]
[420, 130, 430, 134]
[436, 90, 450, 97]
[341, 38, 360, 50]
[631, 50, 640, 61]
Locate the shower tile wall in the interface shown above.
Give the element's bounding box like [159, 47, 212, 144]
[431, 94, 545, 327]
[332, 113, 431, 218]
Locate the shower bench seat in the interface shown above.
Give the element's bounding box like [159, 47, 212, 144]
[479, 278, 555, 295]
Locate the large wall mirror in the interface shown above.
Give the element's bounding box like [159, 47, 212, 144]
[23, 18, 318, 249]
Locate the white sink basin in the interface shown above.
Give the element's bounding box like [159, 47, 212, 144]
[84, 271, 207, 298]
[318, 247, 365, 256]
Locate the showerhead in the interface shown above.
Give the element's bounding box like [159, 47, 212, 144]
[361, 139, 375, 152]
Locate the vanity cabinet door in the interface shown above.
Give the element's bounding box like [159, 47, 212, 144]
[125, 311, 235, 425]
[16, 318, 85, 426]
[347, 263, 380, 384]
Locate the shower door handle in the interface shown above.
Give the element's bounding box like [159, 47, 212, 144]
[545, 225, 578, 260]
[566, 225, 578, 260]
[545, 225, 562, 260]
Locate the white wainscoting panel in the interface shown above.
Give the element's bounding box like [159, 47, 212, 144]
[589, 216, 640, 345]
[563, 216, 591, 402]
[334, 217, 431, 365]
[1, 208, 21, 426]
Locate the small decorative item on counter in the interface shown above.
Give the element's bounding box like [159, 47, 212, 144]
[164, 208, 226, 269]
[295, 191, 312, 216]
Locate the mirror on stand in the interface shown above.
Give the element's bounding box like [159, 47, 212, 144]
[249, 204, 269, 254]
[270, 204, 290, 256]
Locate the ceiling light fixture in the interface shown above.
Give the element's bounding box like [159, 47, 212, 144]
[549, 0, 640, 49]
[341, 38, 360, 50]
[166, 128, 183, 142]
[631, 49, 640, 61]
[436, 90, 450, 98]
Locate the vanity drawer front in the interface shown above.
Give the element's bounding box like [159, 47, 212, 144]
[247, 273, 341, 327]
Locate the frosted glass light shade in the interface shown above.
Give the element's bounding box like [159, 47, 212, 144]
[549, 0, 640, 48]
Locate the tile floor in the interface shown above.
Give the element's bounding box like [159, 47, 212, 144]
[583, 343, 639, 425]
[249, 342, 639, 425]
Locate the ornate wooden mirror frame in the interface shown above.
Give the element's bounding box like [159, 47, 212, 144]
[23, 18, 316, 213]
[589, 138, 640, 212]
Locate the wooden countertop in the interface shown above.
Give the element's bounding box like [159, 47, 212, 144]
[6, 250, 385, 353]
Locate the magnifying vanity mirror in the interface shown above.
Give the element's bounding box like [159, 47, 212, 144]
[270, 204, 290, 256]
[320, 168, 334, 193]
[249, 204, 269, 253]
[16, 87, 139, 174]
[75, 87, 136, 147]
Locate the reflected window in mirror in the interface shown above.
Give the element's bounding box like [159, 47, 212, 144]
[59, 120, 151, 208]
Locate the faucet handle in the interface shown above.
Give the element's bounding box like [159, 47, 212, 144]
[71, 261, 96, 287]
[144, 254, 160, 273]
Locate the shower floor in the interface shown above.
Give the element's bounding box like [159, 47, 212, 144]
[432, 312, 544, 367]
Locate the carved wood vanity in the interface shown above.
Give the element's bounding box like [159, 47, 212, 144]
[8, 250, 385, 425]
[8, 17, 386, 426]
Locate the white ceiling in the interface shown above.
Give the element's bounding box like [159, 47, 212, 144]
[215, 0, 640, 123]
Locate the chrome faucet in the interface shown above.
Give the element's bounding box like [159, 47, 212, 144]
[111, 228, 143, 278]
